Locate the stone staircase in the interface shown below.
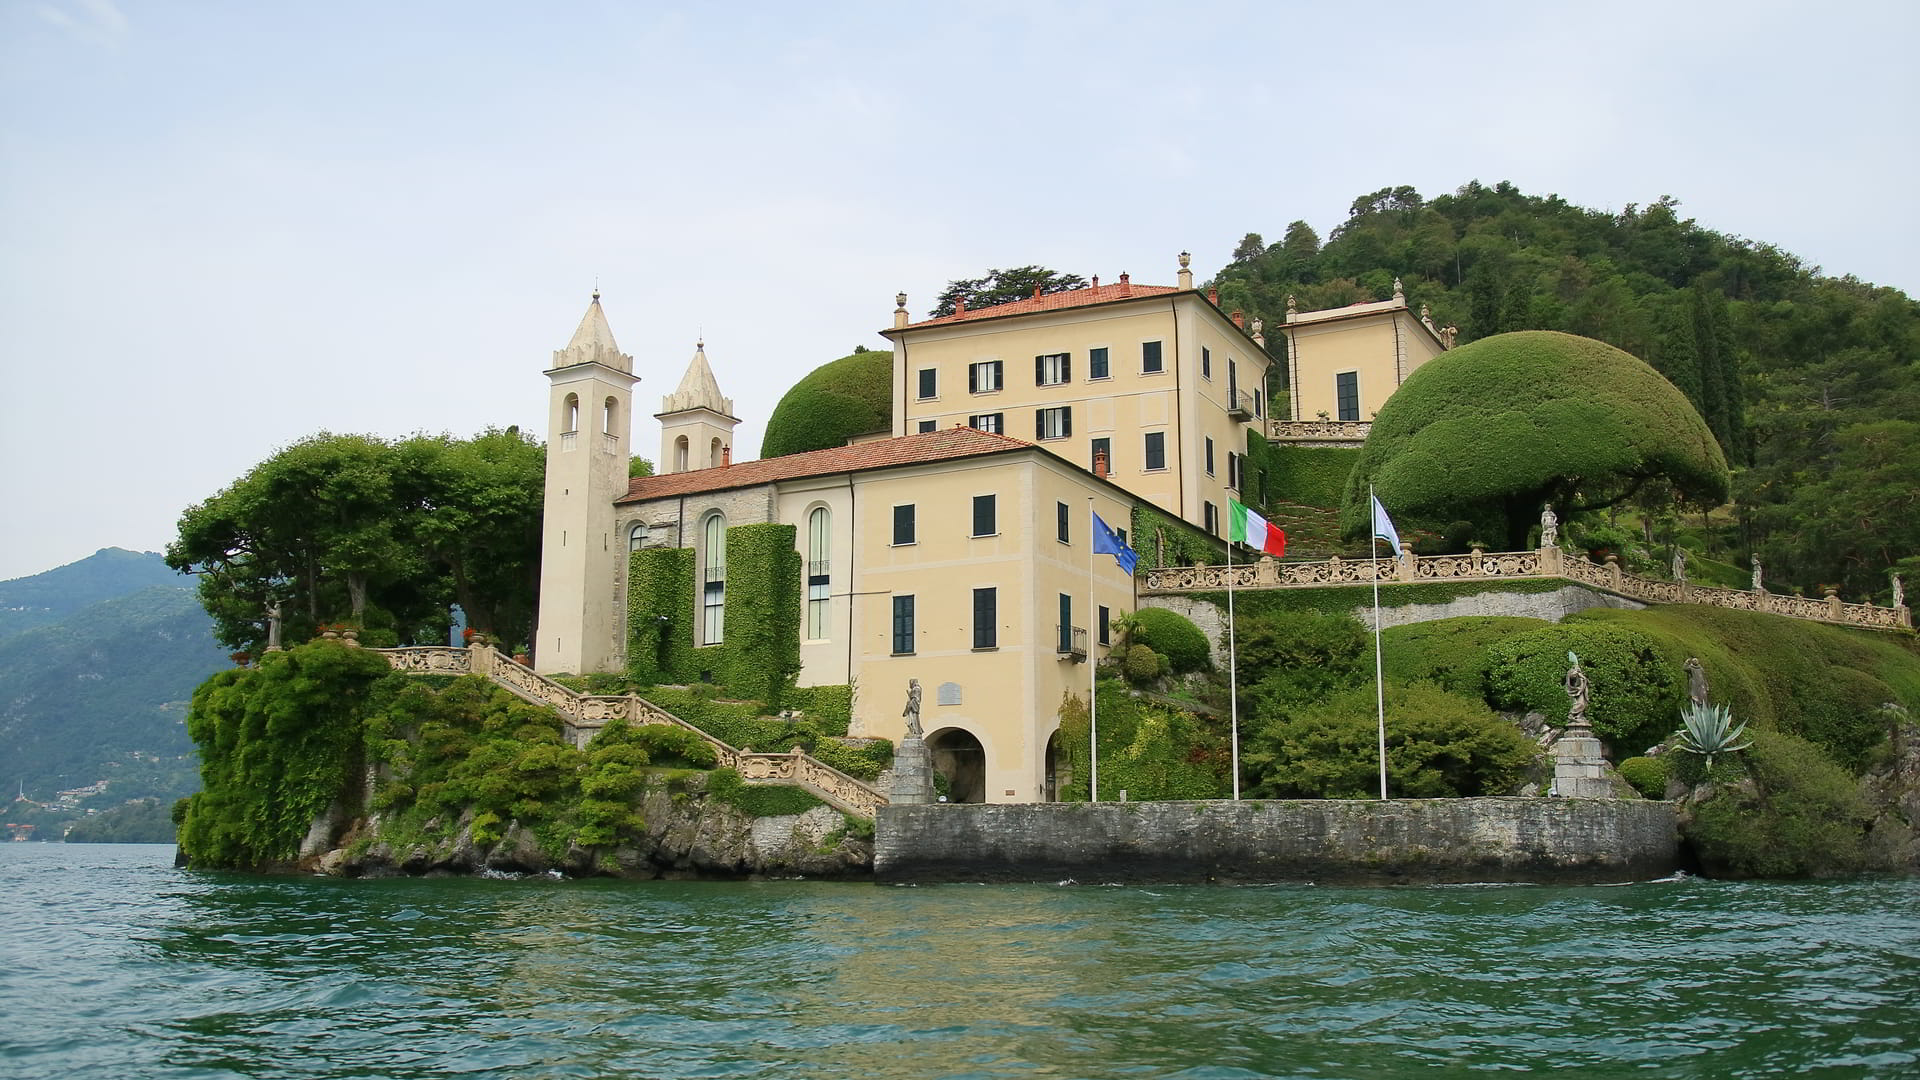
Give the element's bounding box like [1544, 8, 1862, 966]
[378, 643, 886, 817]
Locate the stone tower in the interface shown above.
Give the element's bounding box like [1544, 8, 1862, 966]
[655, 340, 737, 474]
[534, 291, 636, 675]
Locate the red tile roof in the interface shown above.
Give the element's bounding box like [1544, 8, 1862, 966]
[899, 279, 1181, 329]
[616, 426, 1036, 503]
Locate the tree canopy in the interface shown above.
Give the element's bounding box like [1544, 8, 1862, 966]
[929, 265, 1086, 318]
[759, 348, 894, 458]
[166, 428, 544, 653]
[1343, 331, 1731, 550]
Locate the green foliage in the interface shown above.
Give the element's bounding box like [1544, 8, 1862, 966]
[1674, 702, 1753, 767]
[1617, 756, 1671, 800]
[1122, 643, 1164, 684]
[929, 265, 1087, 318]
[588, 718, 717, 769]
[637, 686, 888, 779]
[1244, 683, 1537, 799]
[806, 738, 893, 783]
[1055, 683, 1229, 801]
[624, 525, 802, 707]
[1133, 608, 1211, 673]
[63, 798, 177, 843]
[704, 768, 828, 818]
[166, 428, 544, 654]
[1255, 444, 1358, 555]
[178, 640, 396, 868]
[1683, 729, 1872, 878]
[626, 547, 696, 685]
[1233, 610, 1370, 715]
[1380, 616, 1551, 697]
[760, 348, 895, 458]
[1344, 331, 1731, 551]
[1486, 623, 1682, 752]
[1130, 504, 1220, 572]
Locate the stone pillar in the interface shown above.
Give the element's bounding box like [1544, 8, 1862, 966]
[1606, 554, 1624, 591]
[1538, 544, 1563, 576]
[1398, 543, 1416, 582]
[889, 733, 936, 805]
[469, 641, 495, 677]
[1825, 587, 1843, 620]
[1549, 729, 1616, 798]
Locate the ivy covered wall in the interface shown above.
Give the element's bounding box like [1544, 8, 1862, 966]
[624, 523, 803, 707]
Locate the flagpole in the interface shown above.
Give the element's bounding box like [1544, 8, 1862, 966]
[1227, 535, 1240, 800]
[1087, 496, 1099, 803]
[1371, 484, 1387, 801]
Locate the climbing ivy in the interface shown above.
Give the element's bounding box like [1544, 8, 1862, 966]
[627, 547, 696, 685]
[1131, 504, 1221, 572]
[625, 524, 802, 707]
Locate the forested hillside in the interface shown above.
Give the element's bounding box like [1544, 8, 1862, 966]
[1211, 182, 1918, 604]
[0, 547, 185, 640]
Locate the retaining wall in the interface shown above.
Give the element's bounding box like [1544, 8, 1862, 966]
[875, 798, 1682, 885]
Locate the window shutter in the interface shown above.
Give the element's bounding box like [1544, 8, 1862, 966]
[1062, 408, 1072, 437]
[968, 364, 978, 393]
[1035, 355, 1045, 385]
[1035, 409, 1045, 439]
[1062, 354, 1071, 382]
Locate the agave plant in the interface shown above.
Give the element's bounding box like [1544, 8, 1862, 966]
[1673, 701, 1752, 767]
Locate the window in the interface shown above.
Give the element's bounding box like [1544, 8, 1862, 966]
[1336, 371, 1360, 421]
[1088, 347, 1110, 380]
[603, 396, 618, 434]
[1227, 452, 1240, 490]
[968, 412, 1002, 434]
[1036, 352, 1070, 386]
[628, 522, 648, 551]
[1204, 501, 1219, 536]
[1036, 406, 1071, 440]
[1057, 593, 1073, 653]
[1228, 358, 1238, 402]
[1255, 387, 1264, 417]
[972, 494, 996, 537]
[1202, 346, 1212, 379]
[1142, 340, 1163, 373]
[893, 504, 915, 545]
[916, 419, 937, 433]
[806, 507, 830, 639]
[892, 595, 915, 655]
[917, 367, 937, 400]
[969, 360, 1003, 393]
[1205, 437, 1215, 476]
[1056, 501, 1070, 544]
[1091, 436, 1111, 474]
[1144, 431, 1166, 471]
[973, 587, 997, 649]
[564, 393, 580, 433]
[700, 513, 726, 645]
[674, 435, 688, 472]
[1098, 604, 1111, 646]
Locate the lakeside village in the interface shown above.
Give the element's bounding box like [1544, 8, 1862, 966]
[175, 255, 1918, 883]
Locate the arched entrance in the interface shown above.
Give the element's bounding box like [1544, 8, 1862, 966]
[926, 727, 986, 804]
[1044, 729, 1066, 802]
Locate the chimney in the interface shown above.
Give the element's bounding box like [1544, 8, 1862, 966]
[1033, 285, 1043, 299]
[1177, 251, 1193, 290]
[954, 297, 966, 315]
[721, 445, 731, 467]
[1208, 287, 1219, 306]
[1094, 448, 1109, 478]
[1231, 310, 1245, 329]
[1092, 274, 1100, 289]
[893, 292, 909, 330]
[1119, 272, 1131, 296]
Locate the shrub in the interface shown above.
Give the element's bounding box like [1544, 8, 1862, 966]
[1617, 756, 1670, 800]
[1381, 616, 1551, 696]
[1134, 608, 1212, 672]
[1234, 610, 1370, 714]
[1245, 682, 1537, 799]
[1123, 643, 1165, 684]
[1682, 729, 1872, 878]
[760, 348, 894, 457]
[704, 768, 827, 818]
[1486, 623, 1681, 752]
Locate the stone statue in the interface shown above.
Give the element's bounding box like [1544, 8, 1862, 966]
[1672, 548, 1687, 584]
[264, 600, 283, 652]
[1751, 553, 1765, 593]
[1685, 657, 1709, 706]
[902, 678, 923, 739]
[1893, 572, 1906, 609]
[1563, 651, 1591, 730]
[1539, 504, 1559, 548]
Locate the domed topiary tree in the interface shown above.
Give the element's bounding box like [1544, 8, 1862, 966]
[1342, 331, 1730, 551]
[760, 348, 894, 458]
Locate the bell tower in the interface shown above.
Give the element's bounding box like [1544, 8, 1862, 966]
[534, 291, 636, 674]
[656, 340, 738, 473]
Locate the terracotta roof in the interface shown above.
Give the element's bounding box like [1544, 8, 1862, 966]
[898, 279, 1181, 330]
[616, 426, 1037, 503]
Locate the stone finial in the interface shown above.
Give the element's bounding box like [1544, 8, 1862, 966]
[1251, 318, 1264, 346]
[894, 292, 909, 330]
[1392, 277, 1405, 301]
[1177, 250, 1193, 290]
[1178, 251, 1191, 269]
[1286, 294, 1298, 317]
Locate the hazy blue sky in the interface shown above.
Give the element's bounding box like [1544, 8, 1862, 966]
[2, 0, 1914, 581]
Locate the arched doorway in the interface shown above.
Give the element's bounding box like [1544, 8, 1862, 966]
[1044, 729, 1067, 802]
[927, 727, 986, 804]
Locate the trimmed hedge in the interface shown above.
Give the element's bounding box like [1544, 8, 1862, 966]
[1132, 504, 1220, 572]
[1381, 615, 1552, 697]
[760, 348, 894, 458]
[1134, 607, 1211, 673]
[1486, 622, 1682, 753]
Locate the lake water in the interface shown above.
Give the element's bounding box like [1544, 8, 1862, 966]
[2, 844, 1916, 1079]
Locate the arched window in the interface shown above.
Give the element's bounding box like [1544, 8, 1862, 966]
[674, 435, 689, 473]
[709, 437, 723, 469]
[806, 507, 830, 639]
[699, 512, 726, 644]
[563, 393, 580, 433]
[628, 522, 648, 552]
[603, 396, 618, 434]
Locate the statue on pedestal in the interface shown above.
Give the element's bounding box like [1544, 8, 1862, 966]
[1893, 572, 1906, 609]
[1672, 548, 1687, 584]
[264, 601, 283, 652]
[1563, 651, 1591, 730]
[1539, 504, 1559, 548]
[1684, 657, 1709, 707]
[1751, 554, 1765, 593]
[902, 678, 923, 739]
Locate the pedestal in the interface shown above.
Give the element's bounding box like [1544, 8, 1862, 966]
[889, 734, 936, 805]
[1550, 728, 1615, 799]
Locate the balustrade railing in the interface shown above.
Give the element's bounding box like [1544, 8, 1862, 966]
[1267, 419, 1372, 442]
[376, 643, 886, 816]
[1143, 546, 1912, 633]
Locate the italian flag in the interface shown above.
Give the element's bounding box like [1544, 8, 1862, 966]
[1228, 498, 1286, 557]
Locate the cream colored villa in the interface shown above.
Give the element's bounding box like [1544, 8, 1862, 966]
[534, 257, 1429, 802]
[1276, 280, 1452, 422]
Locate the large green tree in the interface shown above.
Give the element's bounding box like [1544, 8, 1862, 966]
[1343, 331, 1731, 551]
[929, 265, 1086, 318]
[167, 428, 545, 653]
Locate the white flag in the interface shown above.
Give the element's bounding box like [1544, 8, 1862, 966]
[1371, 495, 1401, 553]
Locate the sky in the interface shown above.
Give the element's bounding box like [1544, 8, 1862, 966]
[2, 0, 1914, 582]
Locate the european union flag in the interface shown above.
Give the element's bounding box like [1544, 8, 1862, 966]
[1091, 511, 1139, 575]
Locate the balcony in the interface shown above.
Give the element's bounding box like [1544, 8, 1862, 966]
[1227, 390, 1255, 421]
[1057, 624, 1088, 663]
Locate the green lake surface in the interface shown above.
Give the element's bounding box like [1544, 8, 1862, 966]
[2, 844, 1915, 1079]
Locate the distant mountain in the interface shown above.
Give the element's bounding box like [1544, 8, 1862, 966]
[0, 551, 228, 837]
[0, 548, 191, 641]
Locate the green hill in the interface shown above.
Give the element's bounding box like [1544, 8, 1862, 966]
[0, 547, 187, 640]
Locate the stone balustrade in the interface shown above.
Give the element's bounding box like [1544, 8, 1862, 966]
[376, 643, 887, 817]
[1144, 545, 1912, 633]
[1266, 419, 1373, 444]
